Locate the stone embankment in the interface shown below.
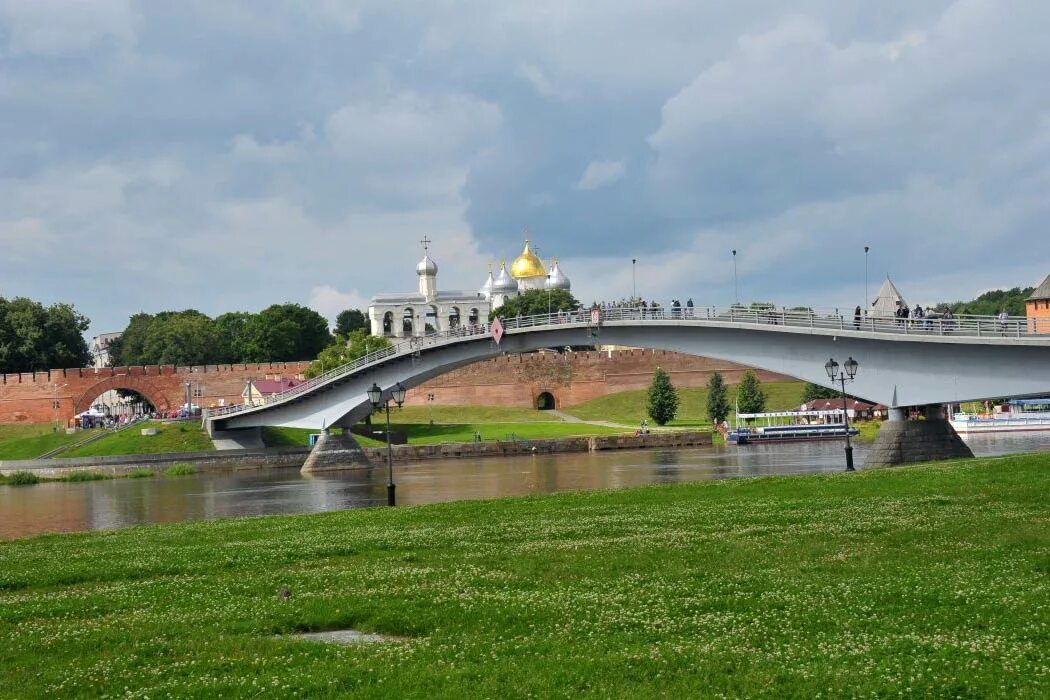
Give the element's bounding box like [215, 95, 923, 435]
[1, 431, 713, 477]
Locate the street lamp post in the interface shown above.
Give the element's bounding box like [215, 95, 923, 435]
[368, 381, 407, 506]
[824, 356, 860, 471]
[864, 246, 870, 314]
[632, 258, 637, 299]
[427, 392, 435, 425]
[732, 250, 738, 305]
[184, 382, 192, 417]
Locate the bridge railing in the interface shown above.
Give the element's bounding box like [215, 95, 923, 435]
[207, 305, 1039, 419]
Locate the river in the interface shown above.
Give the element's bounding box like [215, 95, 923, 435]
[2, 432, 1048, 540]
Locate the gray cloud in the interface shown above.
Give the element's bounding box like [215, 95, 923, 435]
[0, 1, 1047, 338]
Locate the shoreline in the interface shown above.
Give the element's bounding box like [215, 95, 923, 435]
[0, 430, 713, 478]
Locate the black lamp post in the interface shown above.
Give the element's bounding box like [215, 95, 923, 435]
[825, 356, 859, 471]
[368, 380, 407, 506]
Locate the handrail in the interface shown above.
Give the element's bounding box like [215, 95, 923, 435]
[206, 305, 1043, 420]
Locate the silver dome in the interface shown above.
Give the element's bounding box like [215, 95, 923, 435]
[546, 261, 571, 290]
[478, 270, 495, 296]
[416, 254, 438, 276]
[492, 263, 518, 294]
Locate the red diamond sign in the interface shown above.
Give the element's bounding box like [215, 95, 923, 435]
[491, 316, 504, 345]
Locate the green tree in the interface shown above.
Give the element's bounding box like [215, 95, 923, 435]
[646, 367, 679, 426]
[0, 297, 91, 372]
[140, 311, 219, 366]
[214, 312, 253, 363]
[108, 312, 153, 366]
[801, 382, 838, 403]
[736, 370, 767, 415]
[489, 289, 580, 320]
[242, 304, 332, 362]
[942, 287, 1034, 317]
[706, 372, 730, 424]
[305, 330, 392, 378]
[334, 309, 368, 336]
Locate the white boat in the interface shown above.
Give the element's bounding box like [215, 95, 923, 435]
[950, 399, 1050, 434]
[729, 410, 859, 445]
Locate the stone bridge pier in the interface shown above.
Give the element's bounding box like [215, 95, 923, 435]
[865, 404, 974, 468]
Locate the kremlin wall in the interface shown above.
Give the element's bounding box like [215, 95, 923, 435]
[0, 351, 790, 424]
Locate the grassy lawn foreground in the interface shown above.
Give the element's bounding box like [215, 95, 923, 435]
[1, 454, 1048, 697]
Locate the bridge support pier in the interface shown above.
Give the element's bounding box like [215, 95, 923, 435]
[301, 429, 372, 474]
[865, 404, 973, 468]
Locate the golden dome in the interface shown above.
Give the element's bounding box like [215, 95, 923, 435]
[510, 239, 546, 279]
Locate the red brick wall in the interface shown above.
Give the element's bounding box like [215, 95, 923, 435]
[0, 363, 310, 424]
[404, 349, 792, 410]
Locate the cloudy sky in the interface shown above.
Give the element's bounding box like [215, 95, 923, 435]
[2, 1, 1048, 336]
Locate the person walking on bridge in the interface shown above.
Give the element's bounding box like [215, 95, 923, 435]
[853, 305, 862, 330]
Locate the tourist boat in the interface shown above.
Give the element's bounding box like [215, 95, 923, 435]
[949, 399, 1050, 434]
[728, 410, 859, 445]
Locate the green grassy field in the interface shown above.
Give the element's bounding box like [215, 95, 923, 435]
[0, 424, 103, 460]
[59, 421, 214, 458]
[1, 454, 1047, 697]
[565, 380, 806, 426]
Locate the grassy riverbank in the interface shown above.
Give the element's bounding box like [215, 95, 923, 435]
[2, 453, 1047, 697]
[0, 424, 102, 460]
[58, 421, 214, 457]
[564, 380, 806, 427]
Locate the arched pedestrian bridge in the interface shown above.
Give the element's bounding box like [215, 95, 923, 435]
[206, 306, 1050, 437]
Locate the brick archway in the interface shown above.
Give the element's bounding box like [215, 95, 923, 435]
[73, 374, 172, 415]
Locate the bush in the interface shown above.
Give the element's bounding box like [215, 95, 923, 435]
[166, 463, 197, 477]
[8, 471, 41, 486]
[65, 471, 109, 482]
[646, 367, 679, 426]
[127, 468, 155, 479]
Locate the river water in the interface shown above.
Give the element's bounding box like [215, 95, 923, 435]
[2, 432, 1048, 540]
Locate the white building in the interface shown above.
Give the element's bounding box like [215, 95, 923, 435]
[368, 239, 573, 338]
[90, 332, 122, 368]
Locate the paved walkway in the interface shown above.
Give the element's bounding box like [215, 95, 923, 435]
[548, 409, 644, 431]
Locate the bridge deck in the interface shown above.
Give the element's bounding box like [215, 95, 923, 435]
[205, 306, 1049, 427]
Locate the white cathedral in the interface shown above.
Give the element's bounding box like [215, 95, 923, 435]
[368, 239, 572, 338]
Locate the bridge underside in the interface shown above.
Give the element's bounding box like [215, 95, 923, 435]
[211, 322, 1050, 436]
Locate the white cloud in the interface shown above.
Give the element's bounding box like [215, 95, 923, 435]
[308, 285, 370, 322]
[575, 160, 625, 191]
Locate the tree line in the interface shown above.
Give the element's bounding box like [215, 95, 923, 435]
[108, 304, 338, 367]
[0, 297, 91, 373]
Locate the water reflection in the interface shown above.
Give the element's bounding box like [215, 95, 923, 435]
[2, 431, 1047, 540]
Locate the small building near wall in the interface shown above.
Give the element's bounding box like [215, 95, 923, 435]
[243, 378, 305, 406]
[1026, 274, 1050, 334]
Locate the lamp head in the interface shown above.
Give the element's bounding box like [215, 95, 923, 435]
[366, 382, 382, 408]
[392, 381, 407, 407]
[825, 357, 839, 381]
[844, 356, 859, 379]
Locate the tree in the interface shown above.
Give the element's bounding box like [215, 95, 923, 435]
[214, 312, 252, 363]
[736, 370, 767, 415]
[942, 287, 1034, 317]
[334, 309, 368, 337]
[489, 289, 580, 320]
[242, 303, 332, 362]
[305, 330, 392, 378]
[646, 367, 679, 426]
[140, 311, 219, 366]
[706, 372, 730, 424]
[801, 382, 838, 403]
[0, 297, 91, 372]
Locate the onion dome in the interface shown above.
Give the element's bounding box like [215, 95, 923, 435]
[479, 267, 495, 296]
[510, 239, 546, 279]
[546, 260, 571, 290]
[492, 261, 518, 294]
[416, 254, 438, 276]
